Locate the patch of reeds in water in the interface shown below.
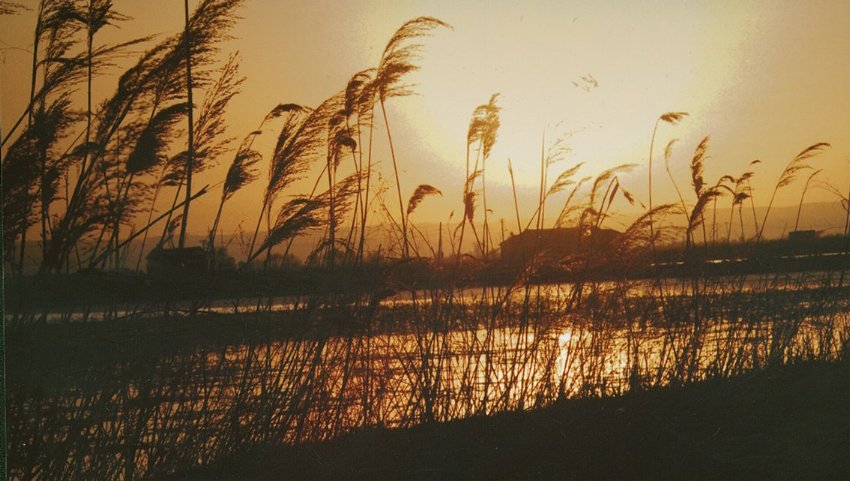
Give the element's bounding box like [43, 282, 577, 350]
[8, 270, 850, 481]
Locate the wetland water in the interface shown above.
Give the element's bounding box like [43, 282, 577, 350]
[8, 274, 850, 481]
[6, 270, 840, 323]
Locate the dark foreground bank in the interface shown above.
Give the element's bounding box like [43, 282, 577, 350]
[157, 360, 850, 481]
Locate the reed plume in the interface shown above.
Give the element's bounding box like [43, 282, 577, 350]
[247, 95, 342, 263]
[686, 186, 724, 245]
[41, 0, 242, 272]
[374, 17, 451, 102]
[324, 104, 358, 267]
[725, 162, 758, 242]
[554, 176, 592, 228]
[524, 162, 586, 232]
[125, 102, 190, 175]
[466, 94, 501, 254]
[758, 142, 830, 240]
[407, 184, 442, 216]
[162, 52, 242, 198]
[343, 69, 377, 263]
[547, 162, 585, 199]
[250, 173, 361, 265]
[207, 132, 262, 251]
[374, 16, 451, 258]
[0, 1, 24, 15]
[124, 52, 241, 266]
[455, 168, 484, 258]
[586, 163, 636, 223]
[2, 96, 75, 269]
[337, 69, 373, 254]
[456, 94, 501, 258]
[1, 1, 140, 152]
[688, 136, 712, 244]
[794, 168, 823, 232]
[689, 136, 709, 198]
[615, 203, 681, 258]
[647, 112, 688, 253]
[222, 135, 262, 202]
[189, 53, 243, 170]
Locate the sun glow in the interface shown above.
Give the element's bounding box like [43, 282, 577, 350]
[2, 0, 849, 233]
[337, 0, 824, 228]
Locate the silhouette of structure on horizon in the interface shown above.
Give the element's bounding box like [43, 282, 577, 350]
[147, 247, 211, 276]
[788, 230, 818, 242]
[500, 227, 621, 264]
[147, 246, 238, 276]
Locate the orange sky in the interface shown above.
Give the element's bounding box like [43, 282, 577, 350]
[2, 0, 850, 238]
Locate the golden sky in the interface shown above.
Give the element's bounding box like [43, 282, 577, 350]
[2, 0, 850, 236]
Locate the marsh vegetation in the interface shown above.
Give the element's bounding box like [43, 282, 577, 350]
[4, 2, 850, 480]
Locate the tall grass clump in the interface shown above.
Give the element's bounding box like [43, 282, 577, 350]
[647, 112, 687, 253]
[372, 16, 450, 258]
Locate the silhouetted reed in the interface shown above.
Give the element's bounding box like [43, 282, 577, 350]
[5, 7, 850, 481]
[8, 273, 849, 480]
[373, 17, 451, 258]
[757, 142, 830, 240]
[2, 0, 244, 275]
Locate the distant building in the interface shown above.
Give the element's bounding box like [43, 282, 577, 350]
[146, 246, 237, 276]
[788, 230, 817, 242]
[147, 247, 210, 276]
[500, 227, 621, 264]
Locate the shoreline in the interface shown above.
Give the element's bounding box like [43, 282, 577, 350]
[156, 359, 850, 481]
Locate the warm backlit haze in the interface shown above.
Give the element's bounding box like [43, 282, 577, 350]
[6, 3, 850, 478]
[3, 0, 850, 236]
